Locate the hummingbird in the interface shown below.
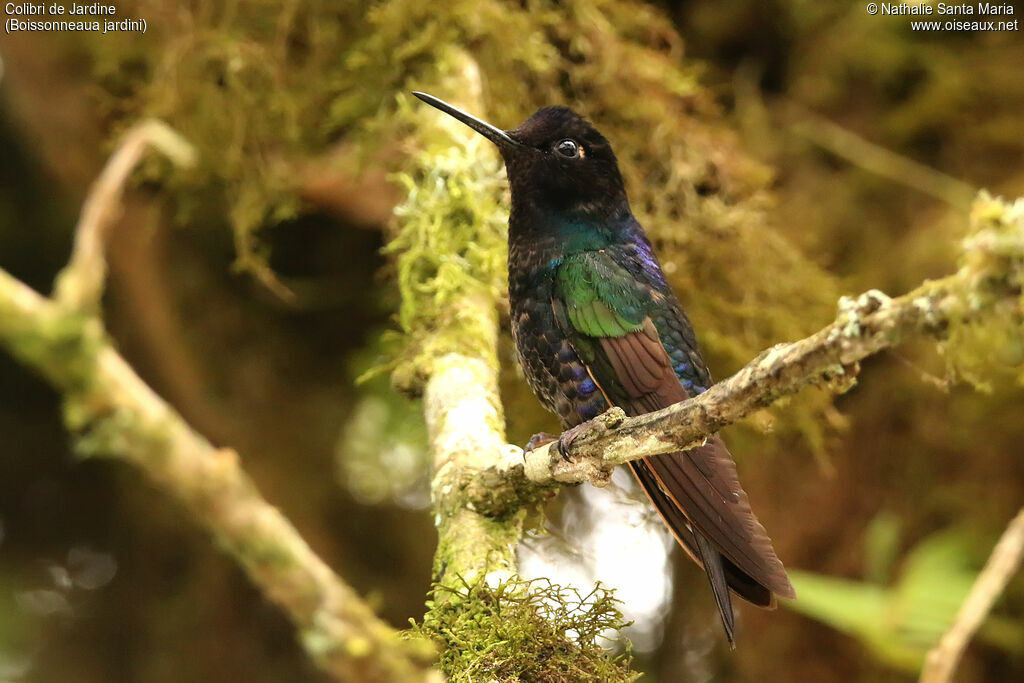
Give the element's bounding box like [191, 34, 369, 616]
[413, 91, 795, 645]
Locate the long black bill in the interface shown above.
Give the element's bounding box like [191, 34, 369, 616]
[412, 91, 521, 149]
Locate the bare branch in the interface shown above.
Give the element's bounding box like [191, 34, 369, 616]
[920, 508, 1024, 683]
[518, 195, 1024, 486]
[0, 123, 439, 683]
[787, 103, 978, 210]
[53, 120, 196, 312]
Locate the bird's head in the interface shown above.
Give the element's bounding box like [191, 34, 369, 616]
[413, 92, 629, 221]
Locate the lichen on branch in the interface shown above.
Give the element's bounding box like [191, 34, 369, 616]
[382, 87, 510, 394]
[515, 193, 1024, 487]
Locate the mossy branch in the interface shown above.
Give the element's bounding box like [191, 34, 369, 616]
[387, 57, 523, 591]
[0, 122, 439, 683]
[390, 53, 636, 681]
[517, 193, 1024, 486]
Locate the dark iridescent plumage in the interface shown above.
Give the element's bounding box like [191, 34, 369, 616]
[414, 92, 795, 645]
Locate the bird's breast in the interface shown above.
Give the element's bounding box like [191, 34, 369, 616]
[509, 260, 609, 428]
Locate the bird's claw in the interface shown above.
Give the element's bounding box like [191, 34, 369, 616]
[525, 429, 579, 463]
[524, 432, 558, 455]
[555, 424, 585, 463]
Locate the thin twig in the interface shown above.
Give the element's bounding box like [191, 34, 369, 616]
[920, 508, 1024, 683]
[53, 120, 196, 311]
[787, 103, 977, 210]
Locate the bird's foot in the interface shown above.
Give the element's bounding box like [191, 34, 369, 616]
[525, 432, 558, 454]
[525, 429, 580, 463]
[554, 423, 586, 463]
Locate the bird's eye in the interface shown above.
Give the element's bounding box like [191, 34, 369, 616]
[554, 139, 581, 158]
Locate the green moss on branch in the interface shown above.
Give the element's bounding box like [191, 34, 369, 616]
[389, 55, 636, 678]
[412, 576, 638, 683]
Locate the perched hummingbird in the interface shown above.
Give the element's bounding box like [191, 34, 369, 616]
[413, 91, 795, 645]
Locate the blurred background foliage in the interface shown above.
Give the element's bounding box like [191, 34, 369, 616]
[0, 0, 1022, 681]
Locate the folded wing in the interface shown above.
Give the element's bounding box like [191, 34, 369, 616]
[551, 251, 795, 642]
